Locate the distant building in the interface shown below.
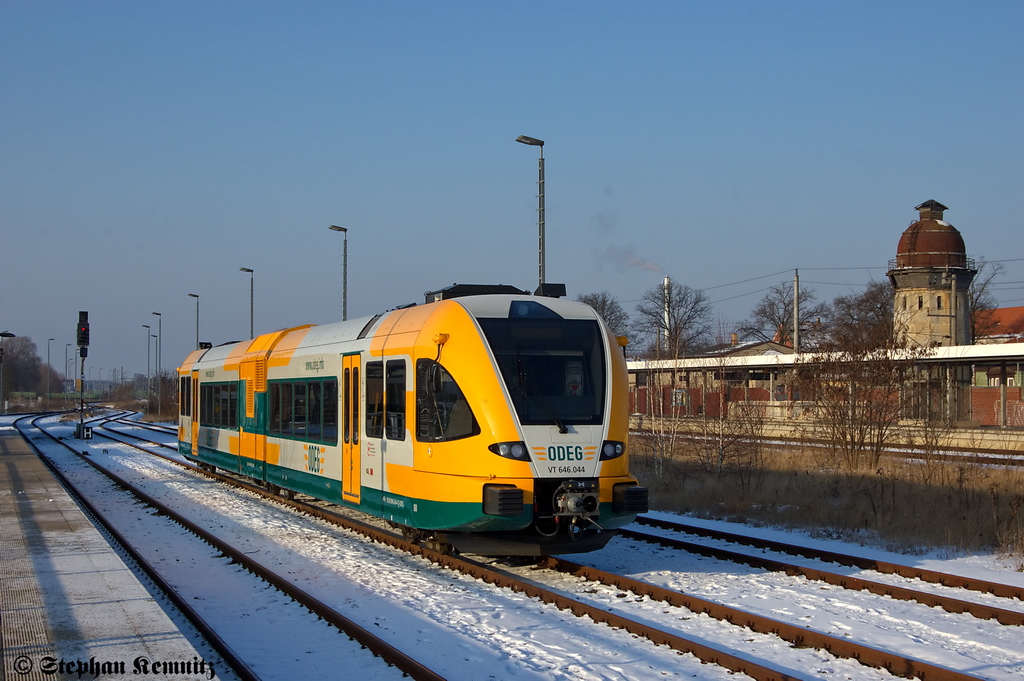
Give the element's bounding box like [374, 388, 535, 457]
[887, 200, 976, 347]
[974, 306, 1024, 344]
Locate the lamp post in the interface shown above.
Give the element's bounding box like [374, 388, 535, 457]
[65, 343, 71, 410]
[151, 335, 158, 410]
[188, 293, 200, 350]
[142, 324, 151, 409]
[240, 268, 254, 338]
[151, 312, 162, 416]
[328, 226, 348, 320]
[47, 338, 54, 409]
[0, 331, 14, 414]
[516, 135, 546, 287]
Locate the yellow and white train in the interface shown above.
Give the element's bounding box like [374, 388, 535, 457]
[177, 285, 648, 555]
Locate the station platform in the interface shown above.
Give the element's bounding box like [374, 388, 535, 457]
[0, 428, 212, 680]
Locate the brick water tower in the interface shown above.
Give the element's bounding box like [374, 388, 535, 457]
[887, 200, 976, 347]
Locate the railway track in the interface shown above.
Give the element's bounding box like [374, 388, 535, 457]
[621, 519, 1024, 625]
[80, 412, 1022, 679]
[19, 413, 443, 681]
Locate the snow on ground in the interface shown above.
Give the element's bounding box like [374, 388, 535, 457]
[9, 413, 1024, 679]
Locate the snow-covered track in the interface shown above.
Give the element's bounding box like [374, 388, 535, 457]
[70, 414, 1015, 679]
[635, 515, 1024, 602]
[90, 418, 983, 679]
[16, 414, 260, 681]
[534, 555, 981, 681]
[20, 415, 444, 681]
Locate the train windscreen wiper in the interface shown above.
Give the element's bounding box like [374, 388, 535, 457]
[516, 353, 569, 434]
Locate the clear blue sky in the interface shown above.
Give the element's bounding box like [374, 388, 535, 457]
[3, 1, 1022, 379]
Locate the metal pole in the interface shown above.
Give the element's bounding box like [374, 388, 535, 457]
[0, 332, 12, 414]
[65, 343, 70, 411]
[240, 268, 254, 338]
[538, 147, 545, 286]
[152, 312, 162, 416]
[343, 233, 348, 321]
[47, 338, 54, 409]
[142, 325, 150, 408]
[793, 269, 800, 353]
[189, 294, 200, 350]
[329, 227, 349, 321]
[79, 349, 85, 431]
[516, 135, 546, 287]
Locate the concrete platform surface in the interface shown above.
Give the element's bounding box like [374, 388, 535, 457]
[0, 428, 215, 681]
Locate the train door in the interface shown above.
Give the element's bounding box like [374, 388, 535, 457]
[364, 356, 412, 522]
[191, 371, 199, 458]
[342, 354, 361, 504]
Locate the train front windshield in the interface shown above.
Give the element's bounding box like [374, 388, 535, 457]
[478, 317, 606, 428]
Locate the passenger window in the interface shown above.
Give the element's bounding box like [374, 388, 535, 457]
[322, 379, 337, 444]
[365, 362, 384, 438]
[270, 383, 281, 435]
[281, 383, 293, 436]
[385, 360, 406, 441]
[293, 382, 308, 438]
[229, 383, 238, 429]
[308, 382, 322, 440]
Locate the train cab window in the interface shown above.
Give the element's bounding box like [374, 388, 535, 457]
[385, 360, 406, 441]
[366, 362, 384, 438]
[416, 359, 479, 442]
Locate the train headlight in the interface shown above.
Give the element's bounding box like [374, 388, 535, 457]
[599, 440, 625, 460]
[488, 441, 530, 461]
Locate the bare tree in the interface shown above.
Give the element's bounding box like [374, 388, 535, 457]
[577, 291, 629, 336]
[826, 280, 894, 349]
[797, 325, 929, 472]
[970, 257, 1007, 340]
[633, 278, 712, 358]
[1, 336, 43, 396]
[738, 280, 830, 348]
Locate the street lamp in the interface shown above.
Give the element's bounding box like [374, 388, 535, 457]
[65, 343, 71, 410]
[516, 134, 546, 287]
[142, 325, 151, 408]
[240, 268, 254, 338]
[152, 312, 162, 416]
[0, 331, 14, 414]
[328, 226, 348, 321]
[47, 338, 54, 409]
[188, 293, 200, 350]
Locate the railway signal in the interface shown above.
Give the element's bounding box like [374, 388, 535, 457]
[75, 311, 90, 438]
